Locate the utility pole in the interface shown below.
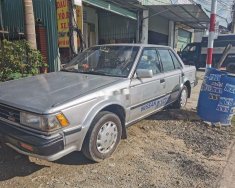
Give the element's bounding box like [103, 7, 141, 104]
[206, 0, 217, 68]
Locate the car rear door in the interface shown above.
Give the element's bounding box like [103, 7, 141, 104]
[129, 47, 166, 122]
[157, 48, 182, 105]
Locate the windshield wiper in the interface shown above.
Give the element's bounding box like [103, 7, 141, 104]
[61, 69, 124, 77]
[61, 68, 78, 73]
[81, 71, 108, 76]
[61, 69, 106, 75]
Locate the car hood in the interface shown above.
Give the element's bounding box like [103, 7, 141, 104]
[0, 72, 123, 114]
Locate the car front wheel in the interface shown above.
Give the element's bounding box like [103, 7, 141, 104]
[82, 111, 122, 162]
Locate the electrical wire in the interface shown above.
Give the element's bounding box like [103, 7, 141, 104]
[71, 4, 86, 50]
[192, 0, 233, 24]
[69, 0, 85, 56]
[193, 0, 233, 11]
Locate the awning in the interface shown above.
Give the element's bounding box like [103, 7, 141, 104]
[146, 4, 210, 30]
[83, 0, 138, 20]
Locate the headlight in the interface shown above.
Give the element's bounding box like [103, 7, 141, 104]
[20, 112, 69, 131]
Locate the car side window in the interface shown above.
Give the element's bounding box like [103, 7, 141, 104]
[158, 49, 175, 72]
[137, 48, 162, 75]
[169, 50, 182, 69]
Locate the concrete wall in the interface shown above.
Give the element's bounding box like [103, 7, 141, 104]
[141, 9, 149, 44]
[168, 21, 174, 47]
[194, 31, 207, 42]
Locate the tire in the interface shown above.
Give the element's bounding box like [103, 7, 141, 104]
[173, 85, 188, 109]
[82, 111, 122, 162]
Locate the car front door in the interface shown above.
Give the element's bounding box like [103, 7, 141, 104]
[157, 49, 182, 105]
[128, 48, 166, 123]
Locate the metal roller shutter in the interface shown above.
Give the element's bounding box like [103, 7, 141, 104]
[98, 11, 137, 44]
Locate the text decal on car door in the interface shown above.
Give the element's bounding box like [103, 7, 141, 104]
[141, 95, 170, 112]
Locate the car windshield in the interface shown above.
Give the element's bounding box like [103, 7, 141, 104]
[62, 45, 140, 77]
[182, 45, 196, 52]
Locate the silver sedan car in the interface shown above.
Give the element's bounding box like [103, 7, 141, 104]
[0, 44, 197, 162]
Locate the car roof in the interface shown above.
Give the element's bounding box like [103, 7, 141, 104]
[94, 43, 172, 49]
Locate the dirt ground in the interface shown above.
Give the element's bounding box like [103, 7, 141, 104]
[0, 70, 235, 188]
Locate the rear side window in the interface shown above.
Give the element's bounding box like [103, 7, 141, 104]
[158, 49, 175, 72]
[169, 50, 182, 69]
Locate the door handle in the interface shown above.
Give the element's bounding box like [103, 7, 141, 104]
[160, 79, 165, 83]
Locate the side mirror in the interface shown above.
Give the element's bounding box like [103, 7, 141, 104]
[136, 69, 153, 78]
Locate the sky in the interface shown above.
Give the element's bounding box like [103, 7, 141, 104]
[195, 0, 234, 27]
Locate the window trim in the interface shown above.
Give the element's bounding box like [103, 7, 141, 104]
[168, 50, 183, 70]
[157, 48, 176, 73]
[134, 47, 163, 76]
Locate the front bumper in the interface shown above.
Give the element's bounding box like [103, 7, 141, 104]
[0, 120, 66, 161]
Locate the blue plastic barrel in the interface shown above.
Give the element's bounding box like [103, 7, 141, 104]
[197, 68, 235, 125]
[218, 73, 235, 125]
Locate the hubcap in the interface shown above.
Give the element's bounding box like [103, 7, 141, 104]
[96, 121, 118, 154]
[180, 89, 187, 107]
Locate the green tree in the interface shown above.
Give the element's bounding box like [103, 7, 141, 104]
[0, 40, 46, 82]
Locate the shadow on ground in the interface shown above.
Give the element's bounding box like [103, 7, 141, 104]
[197, 68, 205, 73]
[0, 143, 47, 181]
[148, 109, 201, 122]
[0, 143, 94, 181]
[55, 151, 94, 165]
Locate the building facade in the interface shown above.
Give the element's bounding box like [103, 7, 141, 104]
[0, 0, 209, 71]
[141, 0, 206, 51]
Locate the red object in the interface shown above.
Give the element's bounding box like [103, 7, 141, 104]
[82, 64, 89, 70]
[20, 142, 33, 152]
[209, 14, 216, 32]
[206, 0, 217, 68]
[206, 48, 213, 66]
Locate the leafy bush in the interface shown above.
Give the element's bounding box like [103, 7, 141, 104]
[0, 39, 46, 82]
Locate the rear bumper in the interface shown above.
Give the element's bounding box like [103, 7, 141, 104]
[0, 120, 69, 161]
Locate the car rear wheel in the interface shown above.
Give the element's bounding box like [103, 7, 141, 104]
[173, 85, 188, 109]
[82, 111, 122, 162]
